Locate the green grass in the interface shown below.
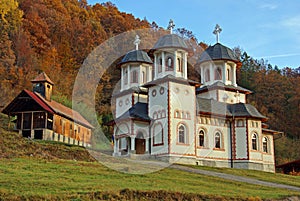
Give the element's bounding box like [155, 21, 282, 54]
[0, 157, 299, 200]
[186, 164, 300, 188]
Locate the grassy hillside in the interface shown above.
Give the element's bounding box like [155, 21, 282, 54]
[1, 157, 300, 201]
[1, 114, 300, 200]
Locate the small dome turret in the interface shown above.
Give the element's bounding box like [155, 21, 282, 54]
[153, 34, 189, 51]
[119, 50, 153, 66]
[198, 43, 238, 64]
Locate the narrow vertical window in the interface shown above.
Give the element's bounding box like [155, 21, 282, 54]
[215, 68, 222, 80]
[199, 130, 205, 147]
[131, 70, 138, 83]
[178, 125, 186, 143]
[158, 58, 162, 73]
[215, 132, 221, 148]
[166, 57, 174, 71]
[205, 69, 210, 82]
[177, 58, 182, 72]
[263, 137, 268, 153]
[227, 69, 230, 80]
[124, 69, 128, 85]
[252, 133, 257, 150]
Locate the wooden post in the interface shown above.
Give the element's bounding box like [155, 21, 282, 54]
[8, 113, 11, 130]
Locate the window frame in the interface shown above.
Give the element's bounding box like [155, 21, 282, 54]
[198, 130, 205, 147]
[263, 137, 269, 153]
[214, 132, 221, 149]
[177, 124, 188, 144]
[251, 133, 258, 151]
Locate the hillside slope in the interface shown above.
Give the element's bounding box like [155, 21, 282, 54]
[0, 114, 95, 161]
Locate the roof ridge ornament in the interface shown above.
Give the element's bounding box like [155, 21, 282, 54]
[167, 19, 175, 34]
[213, 24, 222, 43]
[134, 35, 141, 50]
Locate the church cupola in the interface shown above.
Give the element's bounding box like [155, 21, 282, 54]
[31, 72, 54, 101]
[118, 35, 153, 92]
[198, 24, 239, 87]
[152, 20, 189, 80]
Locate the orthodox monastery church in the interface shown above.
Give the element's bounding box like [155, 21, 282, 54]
[111, 23, 280, 172]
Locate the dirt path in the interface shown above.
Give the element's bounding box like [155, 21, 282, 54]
[170, 164, 300, 192]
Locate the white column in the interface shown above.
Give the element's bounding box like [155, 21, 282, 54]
[121, 67, 124, 91]
[154, 54, 157, 80]
[31, 112, 34, 138]
[233, 64, 237, 86]
[174, 51, 177, 76]
[210, 63, 214, 84]
[148, 65, 152, 82]
[162, 51, 165, 76]
[222, 63, 226, 84]
[131, 137, 135, 151]
[200, 66, 204, 84]
[127, 65, 130, 89]
[184, 52, 188, 79]
[145, 138, 149, 153]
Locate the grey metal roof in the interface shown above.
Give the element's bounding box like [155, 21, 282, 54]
[119, 50, 153, 66]
[198, 43, 238, 64]
[196, 81, 252, 94]
[116, 102, 151, 122]
[113, 86, 148, 98]
[196, 97, 267, 119]
[153, 34, 189, 50]
[143, 74, 200, 88]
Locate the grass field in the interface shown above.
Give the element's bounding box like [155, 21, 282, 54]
[0, 157, 300, 200]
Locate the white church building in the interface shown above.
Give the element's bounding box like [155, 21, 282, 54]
[111, 23, 280, 172]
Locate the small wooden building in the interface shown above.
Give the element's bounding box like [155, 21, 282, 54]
[277, 159, 300, 175]
[2, 72, 93, 147]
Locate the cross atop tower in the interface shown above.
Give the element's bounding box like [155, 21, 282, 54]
[133, 35, 141, 50]
[167, 19, 175, 34]
[213, 24, 222, 43]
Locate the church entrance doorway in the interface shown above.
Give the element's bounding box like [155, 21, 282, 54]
[135, 132, 145, 154]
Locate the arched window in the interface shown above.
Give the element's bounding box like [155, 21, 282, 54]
[131, 70, 138, 83]
[177, 58, 182, 72]
[158, 57, 162, 73]
[252, 133, 258, 150]
[215, 68, 222, 80]
[166, 56, 174, 71]
[174, 110, 180, 118]
[142, 71, 146, 83]
[227, 69, 231, 80]
[153, 123, 163, 145]
[215, 132, 221, 148]
[178, 124, 186, 144]
[205, 69, 210, 82]
[199, 130, 205, 147]
[263, 137, 269, 153]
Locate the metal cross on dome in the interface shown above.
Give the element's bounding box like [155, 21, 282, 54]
[213, 24, 222, 43]
[134, 35, 141, 50]
[168, 19, 175, 34]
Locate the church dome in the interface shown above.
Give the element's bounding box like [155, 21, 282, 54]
[153, 34, 189, 50]
[198, 43, 238, 64]
[119, 50, 153, 66]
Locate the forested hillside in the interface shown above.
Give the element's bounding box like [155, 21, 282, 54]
[0, 0, 299, 164]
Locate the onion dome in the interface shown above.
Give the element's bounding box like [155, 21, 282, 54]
[198, 43, 238, 64]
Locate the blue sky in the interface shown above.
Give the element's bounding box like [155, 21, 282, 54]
[87, 0, 300, 68]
